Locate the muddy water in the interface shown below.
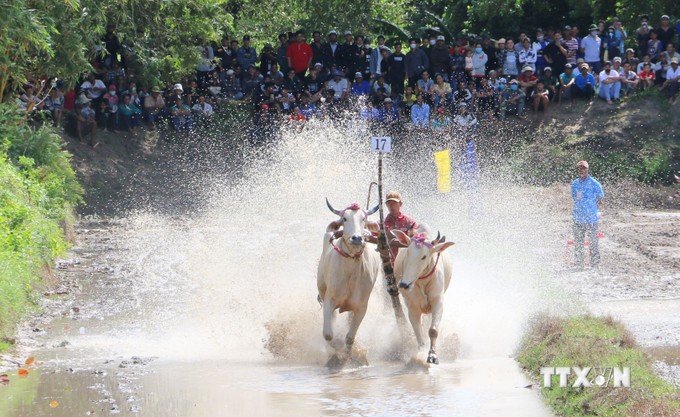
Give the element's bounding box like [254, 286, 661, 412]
[1, 121, 676, 415]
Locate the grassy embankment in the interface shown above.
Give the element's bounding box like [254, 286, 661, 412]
[517, 314, 680, 417]
[0, 105, 83, 351]
[506, 89, 680, 192]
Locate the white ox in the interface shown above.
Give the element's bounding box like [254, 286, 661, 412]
[392, 227, 454, 364]
[317, 199, 381, 356]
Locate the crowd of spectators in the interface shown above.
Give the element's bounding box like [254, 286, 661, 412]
[14, 15, 680, 147]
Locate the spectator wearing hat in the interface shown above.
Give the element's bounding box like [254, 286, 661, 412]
[559, 64, 577, 105]
[598, 61, 620, 104]
[500, 79, 526, 118]
[518, 65, 538, 97]
[635, 16, 653, 58]
[544, 32, 569, 76]
[410, 93, 430, 128]
[350, 72, 371, 97]
[581, 25, 602, 73]
[327, 69, 349, 102]
[222, 69, 244, 100]
[572, 63, 596, 102]
[531, 79, 550, 116]
[663, 57, 680, 103]
[378, 97, 400, 128]
[321, 30, 340, 69]
[430, 106, 452, 135]
[287, 31, 314, 78]
[429, 35, 451, 80]
[539, 67, 559, 102]
[143, 87, 165, 129]
[336, 31, 358, 76]
[405, 38, 430, 88]
[76, 95, 98, 146]
[171, 97, 193, 132]
[657, 15, 675, 50]
[237, 35, 257, 69]
[623, 48, 639, 69]
[603, 26, 621, 61]
[572, 160, 604, 269]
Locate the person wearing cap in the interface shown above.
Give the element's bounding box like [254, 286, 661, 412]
[327, 69, 349, 101]
[405, 37, 430, 88]
[378, 97, 400, 128]
[237, 35, 257, 69]
[383, 191, 419, 264]
[558, 63, 577, 105]
[518, 65, 538, 96]
[429, 35, 451, 80]
[321, 30, 339, 69]
[571, 160, 604, 269]
[143, 87, 165, 129]
[539, 66, 558, 102]
[500, 79, 526, 118]
[286, 31, 313, 78]
[580, 24, 602, 73]
[603, 26, 621, 61]
[598, 61, 620, 104]
[572, 63, 596, 102]
[430, 106, 452, 134]
[350, 72, 370, 97]
[663, 57, 680, 103]
[623, 48, 639, 69]
[222, 69, 244, 101]
[656, 15, 675, 50]
[335, 31, 357, 74]
[76, 95, 98, 147]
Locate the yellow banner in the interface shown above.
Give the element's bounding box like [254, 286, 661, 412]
[434, 150, 451, 193]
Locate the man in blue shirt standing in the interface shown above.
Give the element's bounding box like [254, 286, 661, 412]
[572, 160, 604, 268]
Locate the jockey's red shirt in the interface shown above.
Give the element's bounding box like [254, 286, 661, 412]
[384, 212, 418, 262]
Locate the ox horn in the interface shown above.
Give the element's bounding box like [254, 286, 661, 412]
[431, 231, 441, 245]
[326, 198, 342, 216]
[366, 203, 379, 216]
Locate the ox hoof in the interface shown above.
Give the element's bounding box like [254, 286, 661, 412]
[427, 354, 439, 365]
[326, 353, 348, 370]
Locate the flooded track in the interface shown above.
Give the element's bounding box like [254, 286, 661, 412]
[1, 121, 678, 415]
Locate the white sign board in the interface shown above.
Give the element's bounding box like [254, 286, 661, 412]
[370, 136, 392, 153]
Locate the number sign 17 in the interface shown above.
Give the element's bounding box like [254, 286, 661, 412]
[371, 136, 392, 153]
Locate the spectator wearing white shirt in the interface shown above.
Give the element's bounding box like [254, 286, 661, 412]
[663, 58, 680, 103]
[581, 24, 602, 73]
[326, 70, 349, 102]
[80, 73, 107, 102]
[598, 61, 620, 104]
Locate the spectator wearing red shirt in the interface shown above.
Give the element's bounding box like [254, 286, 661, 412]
[384, 191, 419, 263]
[286, 31, 313, 78]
